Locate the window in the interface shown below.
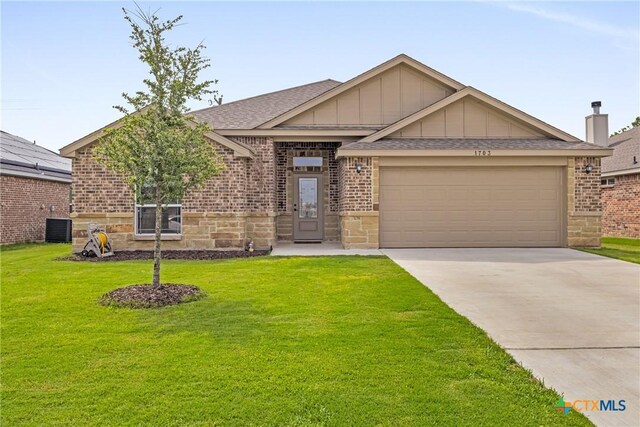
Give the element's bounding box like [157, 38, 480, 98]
[293, 156, 323, 167]
[135, 185, 181, 234]
[601, 177, 615, 186]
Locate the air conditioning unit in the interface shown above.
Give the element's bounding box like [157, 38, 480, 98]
[46, 218, 72, 243]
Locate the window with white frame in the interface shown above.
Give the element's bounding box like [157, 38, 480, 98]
[135, 185, 182, 235]
[601, 177, 615, 186]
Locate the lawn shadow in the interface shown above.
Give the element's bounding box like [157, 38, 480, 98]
[131, 296, 275, 343]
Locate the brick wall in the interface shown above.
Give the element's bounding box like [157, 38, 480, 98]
[70, 137, 277, 251]
[574, 156, 602, 212]
[183, 144, 248, 212]
[338, 157, 373, 212]
[1, 175, 70, 244]
[338, 156, 378, 248]
[568, 157, 602, 247]
[238, 137, 276, 213]
[72, 146, 134, 213]
[602, 173, 640, 238]
[74, 138, 276, 214]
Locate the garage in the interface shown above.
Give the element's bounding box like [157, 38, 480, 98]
[379, 166, 565, 248]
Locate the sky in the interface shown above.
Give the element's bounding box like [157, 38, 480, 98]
[1, 1, 639, 152]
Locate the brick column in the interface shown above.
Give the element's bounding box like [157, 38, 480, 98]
[567, 156, 602, 247]
[338, 156, 379, 249]
[234, 137, 277, 249]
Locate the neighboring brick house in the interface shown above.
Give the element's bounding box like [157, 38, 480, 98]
[600, 127, 640, 238]
[1, 131, 71, 244]
[60, 54, 612, 251]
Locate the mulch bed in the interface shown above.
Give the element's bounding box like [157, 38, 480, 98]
[99, 283, 205, 309]
[62, 249, 270, 262]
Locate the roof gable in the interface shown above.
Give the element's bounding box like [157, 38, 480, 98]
[389, 96, 545, 139]
[361, 87, 580, 143]
[258, 54, 465, 129]
[281, 63, 456, 127]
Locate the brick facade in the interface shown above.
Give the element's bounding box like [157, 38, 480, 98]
[573, 157, 602, 212]
[602, 173, 640, 238]
[69, 140, 605, 251]
[567, 157, 602, 247]
[338, 156, 372, 212]
[1, 175, 70, 244]
[72, 146, 134, 213]
[338, 156, 379, 249]
[70, 137, 276, 252]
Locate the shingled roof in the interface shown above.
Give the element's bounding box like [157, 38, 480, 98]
[191, 79, 341, 129]
[340, 138, 607, 151]
[603, 127, 640, 174]
[1, 131, 71, 182]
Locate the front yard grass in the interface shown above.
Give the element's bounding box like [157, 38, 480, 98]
[580, 237, 640, 264]
[1, 244, 589, 426]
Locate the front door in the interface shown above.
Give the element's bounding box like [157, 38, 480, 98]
[293, 173, 323, 241]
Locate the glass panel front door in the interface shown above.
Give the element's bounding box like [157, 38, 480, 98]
[298, 178, 318, 219]
[293, 173, 323, 241]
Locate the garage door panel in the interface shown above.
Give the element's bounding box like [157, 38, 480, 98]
[380, 166, 564, 247]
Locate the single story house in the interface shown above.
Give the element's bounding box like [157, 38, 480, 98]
[600, 127, 640, 238]
[1, 130, 71, 244]
[60, 54, 612, 251]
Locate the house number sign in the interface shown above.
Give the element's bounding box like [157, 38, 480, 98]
[474, 150, 491, 156]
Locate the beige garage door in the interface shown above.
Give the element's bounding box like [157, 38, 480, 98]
[380, 166, 564, 248]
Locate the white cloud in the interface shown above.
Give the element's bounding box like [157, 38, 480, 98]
[500, 2, 639, 43]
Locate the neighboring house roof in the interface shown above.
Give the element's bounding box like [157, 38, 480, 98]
[191, 79, 341, 129]
[602, 127, 640, 176]
[1, 131, 72, 183]
[337, 138, 611, 157]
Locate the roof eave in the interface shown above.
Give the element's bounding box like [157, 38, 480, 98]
[336, 148, 614, 158]
[59, 113, 255, 159]
[0, 168, 72, 183]
[601, 167, 640, 177]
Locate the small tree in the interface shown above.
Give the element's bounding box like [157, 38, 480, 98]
[611, 116, 640, 136]
[96, 6, 224, 287]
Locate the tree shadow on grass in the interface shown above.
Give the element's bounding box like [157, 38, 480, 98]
[131, 296, 277, 343]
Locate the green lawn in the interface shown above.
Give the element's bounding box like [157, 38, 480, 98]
[580, 237, 640, 264]
[1, 244, 589, 426]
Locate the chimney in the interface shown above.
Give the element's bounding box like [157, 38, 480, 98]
[585, 101, 609, 146]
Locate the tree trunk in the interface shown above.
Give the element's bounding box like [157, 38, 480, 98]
[152, 189, 163, 287]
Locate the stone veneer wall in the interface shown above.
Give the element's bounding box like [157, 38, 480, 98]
[1, 175, 70, 244]
[338, 156, 379, 249]
[275, 142, 340, 241]
[70, 137, 276, 252]
[601, 173, 640, 238]
[567, 156, 602, 247]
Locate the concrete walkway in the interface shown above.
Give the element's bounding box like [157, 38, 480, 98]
[383, 248, 640, 426]
[271, 242, 382, 256]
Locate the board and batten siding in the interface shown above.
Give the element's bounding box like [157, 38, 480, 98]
[390, 97, 545, 139]
[283, 64, 455, 126]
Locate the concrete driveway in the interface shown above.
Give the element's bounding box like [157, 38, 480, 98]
[383, 248, 640, 426]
